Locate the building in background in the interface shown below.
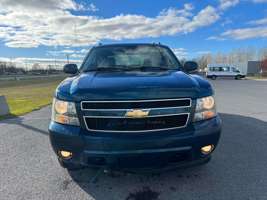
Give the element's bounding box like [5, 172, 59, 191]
[247, 61, 262, 76]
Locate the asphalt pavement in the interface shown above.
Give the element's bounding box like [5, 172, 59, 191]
[0, 79, 267, 200]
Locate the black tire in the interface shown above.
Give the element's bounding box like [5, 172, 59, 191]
[58, 157, 84, 171]
[211, 75, 217, 80]
[235, 75, 241, 80]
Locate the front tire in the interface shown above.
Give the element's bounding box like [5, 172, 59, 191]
[235, 75, 242, 80]
[211, 75, 217, 80]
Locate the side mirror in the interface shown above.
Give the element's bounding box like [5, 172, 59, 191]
[63, 64, 78, 74]
[183, 61, 198, 73]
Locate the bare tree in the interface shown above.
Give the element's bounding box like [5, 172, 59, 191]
[194, 53, 213, 72]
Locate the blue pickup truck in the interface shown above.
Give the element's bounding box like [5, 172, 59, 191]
[49, 43, 221, 171]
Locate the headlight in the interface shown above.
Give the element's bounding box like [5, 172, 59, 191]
[51, 98, 80, 126]
[194, 96, 217, 122]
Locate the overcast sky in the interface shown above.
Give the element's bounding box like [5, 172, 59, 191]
[0, 0, 267, 63]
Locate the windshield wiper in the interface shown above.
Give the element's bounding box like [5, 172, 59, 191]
[83, 65, 179, 72]
[83, 66, 126, 72]
[125, 66, 177, 71]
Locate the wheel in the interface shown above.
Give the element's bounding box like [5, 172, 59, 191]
[211, 75, 217, 80]
[235, 75, 241, 80]
[58, 157, 84, 171]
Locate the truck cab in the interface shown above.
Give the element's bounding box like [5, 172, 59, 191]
[49, 43, 221, 171]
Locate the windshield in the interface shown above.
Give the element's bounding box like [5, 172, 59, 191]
[81, 45, 181, 72]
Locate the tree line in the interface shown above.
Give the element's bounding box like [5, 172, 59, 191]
[0, 62, 63, 75]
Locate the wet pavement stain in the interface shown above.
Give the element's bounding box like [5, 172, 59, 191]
[61, 179, 72, 191]
[125, 186, 160, 200]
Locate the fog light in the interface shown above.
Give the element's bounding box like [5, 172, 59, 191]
[201, 145, 214, 155]
[59, 150, 72, 159]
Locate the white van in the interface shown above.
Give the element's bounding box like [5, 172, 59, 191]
[206, 64, 246, 80]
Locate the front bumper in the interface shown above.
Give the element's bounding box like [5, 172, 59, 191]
[49, 116, 222, 170]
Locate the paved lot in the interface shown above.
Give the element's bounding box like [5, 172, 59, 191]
[1, 79, 267, 200]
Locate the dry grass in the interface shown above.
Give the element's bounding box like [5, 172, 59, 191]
[0, 76, 64, 118]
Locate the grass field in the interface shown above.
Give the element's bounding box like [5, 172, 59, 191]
[0, 76, 65, 119]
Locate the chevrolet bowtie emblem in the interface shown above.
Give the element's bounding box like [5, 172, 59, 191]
[125, 109, 150, 118]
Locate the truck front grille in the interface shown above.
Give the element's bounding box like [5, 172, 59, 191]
[81, 98, 192, 132]
[84, 114, 189, 132]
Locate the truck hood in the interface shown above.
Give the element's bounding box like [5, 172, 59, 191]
[56, 71, 213, 101]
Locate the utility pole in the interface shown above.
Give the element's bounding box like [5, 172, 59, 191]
[25, 59, 28, 74]
[54, 43, 58, 70]
[74, 22, 78, 58]
[66, 54, 70, 64]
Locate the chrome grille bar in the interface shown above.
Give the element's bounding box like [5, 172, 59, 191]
[81, 98, 192, 111]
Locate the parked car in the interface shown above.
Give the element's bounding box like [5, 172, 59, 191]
[206, 64, 246, 80]
[49, 43, 222, 171]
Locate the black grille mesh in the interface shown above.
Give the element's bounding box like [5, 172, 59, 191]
[84, 114, 188, 132]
